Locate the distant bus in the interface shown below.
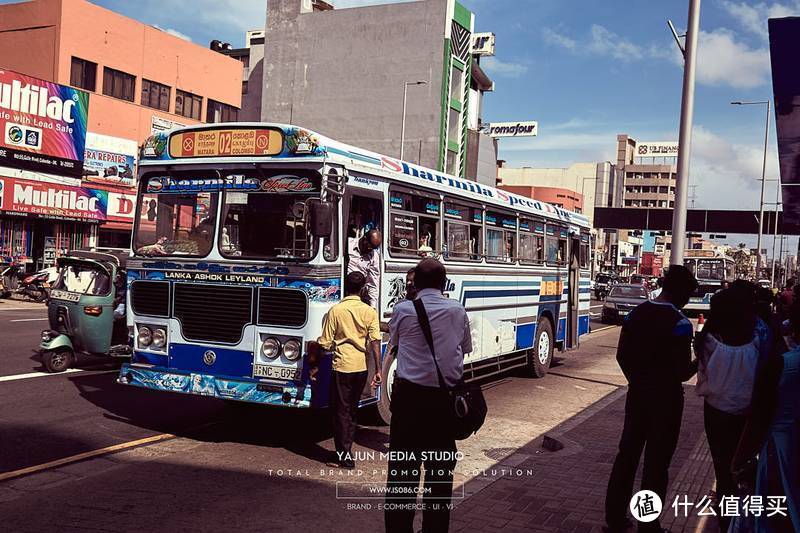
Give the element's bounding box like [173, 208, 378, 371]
[118, 123, 592, 423]
[683, 249, 736, 312]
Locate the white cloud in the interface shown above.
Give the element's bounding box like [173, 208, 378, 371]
[689, 125, 780, 209]
[481, 57, 528, 78]
[720, 0, 800, 40]
[587, 24, 643, 61]
[153, 24, 192, 42]
[542, 28, 577, 51]
[542, 23, 770, 89]
[690, 29, 771, 89]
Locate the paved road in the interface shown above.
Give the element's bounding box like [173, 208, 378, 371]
[0, 304, 625, 532]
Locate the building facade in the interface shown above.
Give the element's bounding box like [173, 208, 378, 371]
[0, 0, 242, 269]
[616, 134, 677, 209]
[235, 0, 495, 183]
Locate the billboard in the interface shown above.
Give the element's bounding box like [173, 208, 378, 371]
[481, 121, 538, 138]
[0, 69, 89, 177]
[472, 32, 495, 56]
[151, 115, 187, 134]
[635, 141, 678, 157]
[0, 176, 133, 223]
[82, 132, 137, 187]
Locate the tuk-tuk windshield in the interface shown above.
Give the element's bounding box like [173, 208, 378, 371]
[53, 263, 112, 296]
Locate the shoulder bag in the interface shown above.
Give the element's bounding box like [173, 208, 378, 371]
[412, 298, 487, 440]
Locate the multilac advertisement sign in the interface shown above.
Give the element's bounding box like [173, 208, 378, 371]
[82, 132, 137, 187]
[0, 176, 134, 223]
[0, 69, 90, 177]
[635, 141, 679, 157]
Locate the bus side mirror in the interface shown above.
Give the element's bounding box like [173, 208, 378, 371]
[309, 199, 334, 237]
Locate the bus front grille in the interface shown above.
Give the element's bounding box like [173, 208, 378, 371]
[173, 284, 253, 344]
[258, 288, 307, 328]
[130, 281, 170, 317]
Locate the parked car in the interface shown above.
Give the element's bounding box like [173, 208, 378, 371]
[601, 283, 650, 324]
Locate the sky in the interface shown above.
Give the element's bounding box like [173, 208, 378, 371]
[4, 0, 798, 256]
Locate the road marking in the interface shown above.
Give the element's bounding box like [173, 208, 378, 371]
[0, 307, 47, 312]
[590, 304, 604, 309]
[9, 317, 48, 322]
[574, 385, 588, 390]
[0, 433, 176, 483]
[0, 369, 84, 382]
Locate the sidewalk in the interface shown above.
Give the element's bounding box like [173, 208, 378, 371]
[450, 384, 717, 533]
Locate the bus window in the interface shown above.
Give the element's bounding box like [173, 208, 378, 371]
[519, 218, 544, 264]
[557, 227, 568, 264]
[389, 187, 440, 257]
[580, 232, 590, 268]
[486, 210, 517, 263]
[444, 200, 482, 260]
[545, 225, 558, 264]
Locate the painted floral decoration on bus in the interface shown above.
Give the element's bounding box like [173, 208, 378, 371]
[285, 127, 323, 156]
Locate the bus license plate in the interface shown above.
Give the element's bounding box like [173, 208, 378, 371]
[253, 364, 301, 381]
[50, 290, 80, 302]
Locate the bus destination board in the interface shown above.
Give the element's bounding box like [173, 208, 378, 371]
[168, 128, 283, 158]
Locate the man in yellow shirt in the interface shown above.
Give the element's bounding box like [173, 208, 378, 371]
[317, 271, 382, 468]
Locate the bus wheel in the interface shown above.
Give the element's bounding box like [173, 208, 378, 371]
[377, 349, 397, 425]
[527, 318, 553, 378]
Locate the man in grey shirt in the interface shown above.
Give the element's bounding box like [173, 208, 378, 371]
[385, 258, 472, 533]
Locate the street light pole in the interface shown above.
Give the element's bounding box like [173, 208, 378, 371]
[731, 99, 771, 277]
[669, 0, 701, 267]
[399, 80, 426, 160]
[770, 184, 780, 287]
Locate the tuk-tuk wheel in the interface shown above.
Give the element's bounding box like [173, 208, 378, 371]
[43, 349, 74, 373]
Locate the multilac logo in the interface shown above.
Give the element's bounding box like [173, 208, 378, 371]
[0, 78, 79, 123]
[13, 183, 100, 213]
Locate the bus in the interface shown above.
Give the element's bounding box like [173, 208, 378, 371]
[683, 249, 736, 312]
[117, 123, 592, 422]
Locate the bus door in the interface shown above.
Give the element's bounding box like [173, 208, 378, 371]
[343, 187, 384, 399]
[567, 234, 581, 348]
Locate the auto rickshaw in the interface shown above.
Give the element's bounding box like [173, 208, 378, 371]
[39, 250, 131, 373]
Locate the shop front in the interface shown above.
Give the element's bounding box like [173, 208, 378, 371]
[0, 176, 134, 271]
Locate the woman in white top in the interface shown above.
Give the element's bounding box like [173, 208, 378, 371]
[695, 284, 762, 532]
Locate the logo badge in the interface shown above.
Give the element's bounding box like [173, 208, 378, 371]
[8, 125, 23, 144]
[202, 350, 216, 366]
[629, 490, 662, 523]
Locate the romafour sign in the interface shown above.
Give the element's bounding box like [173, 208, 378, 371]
[481, 121, 538, 138]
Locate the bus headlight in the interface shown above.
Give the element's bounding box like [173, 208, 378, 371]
[137, 326, 153, 347]
[283, 339, 302, 361]
[152, 328, 167, 349]
[261, 337, 281, 359]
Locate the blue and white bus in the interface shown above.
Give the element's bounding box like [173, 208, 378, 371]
[118, 123, 592, 422]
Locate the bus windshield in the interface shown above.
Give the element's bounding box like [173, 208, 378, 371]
[695, 259, 725, 280]
[219, 170, 320, 260]
[134, 177, 218, 257]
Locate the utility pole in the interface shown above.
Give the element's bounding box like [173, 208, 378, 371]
[668, 0, 701, 267]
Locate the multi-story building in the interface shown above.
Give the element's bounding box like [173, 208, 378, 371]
[235, 0, 497, 184]
[0, 0, 241, 269]
[616, 134, 677, 209]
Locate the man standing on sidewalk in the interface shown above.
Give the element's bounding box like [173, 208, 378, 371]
[385, 258, 472, 533]
[604, 265, 698, 532]
[317, 271, 382, 469]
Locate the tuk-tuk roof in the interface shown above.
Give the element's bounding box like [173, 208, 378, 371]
[60, 249, 129, 270]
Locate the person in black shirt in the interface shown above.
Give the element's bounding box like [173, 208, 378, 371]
[604, 265, 698, 533]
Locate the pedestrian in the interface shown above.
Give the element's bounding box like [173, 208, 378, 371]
[348, 228, 382, 307]
[604, 265, 698, 533]
[694, 285, 763, 532]
[732, 300, 800, 533]
[776, 278, 795, 322]
[650, 277, 663, 299]
[385, 258, 472, 533]
[316, 271, 382, 469]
